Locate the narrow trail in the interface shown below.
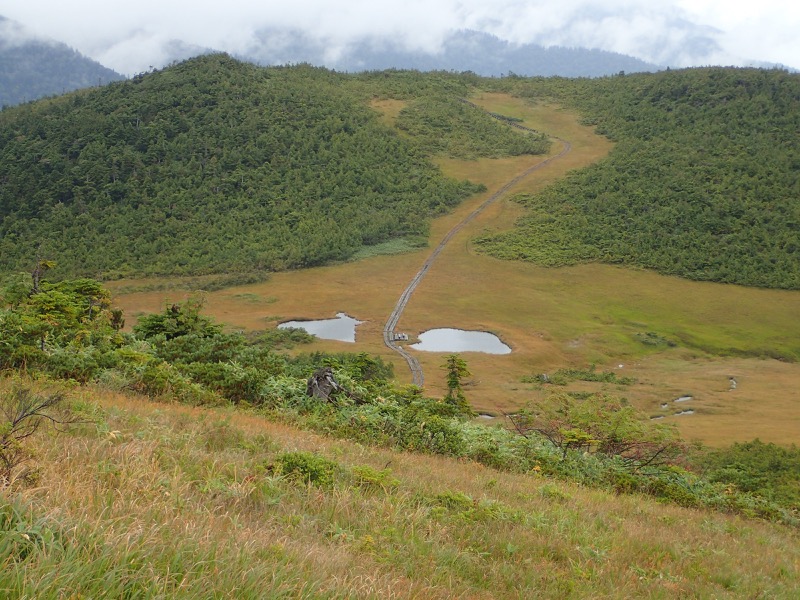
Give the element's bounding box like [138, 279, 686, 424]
[383, 110, 572, 386]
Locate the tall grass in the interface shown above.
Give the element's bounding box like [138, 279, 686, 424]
[2, 384, 798, 598]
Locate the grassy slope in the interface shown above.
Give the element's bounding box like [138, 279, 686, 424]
[3, 382, 798, 598]
[109, 93, 800, 447]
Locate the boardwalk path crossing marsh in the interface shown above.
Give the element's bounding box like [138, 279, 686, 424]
[383, 107, 572, 386]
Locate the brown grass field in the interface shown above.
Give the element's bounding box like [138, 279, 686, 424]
[4, 380, 799, 598]
[109, 92, 800, 448]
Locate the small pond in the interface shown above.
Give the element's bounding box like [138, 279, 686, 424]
[278, 312, 362, 343]
[410, 328, 511, 354]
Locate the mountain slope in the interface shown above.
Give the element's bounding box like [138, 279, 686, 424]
[0, 55, 505, 279]
[477, 67, 800, 289]
[2, 383, 798, 598]
[1, 56, 798, 290]
[0, 16, 124, 107]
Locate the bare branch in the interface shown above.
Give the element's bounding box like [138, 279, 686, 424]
[1, 387, 78, 486]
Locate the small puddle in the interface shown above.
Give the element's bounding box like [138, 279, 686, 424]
[674, 410, 695, 416]
[278, 312, 362, 343]
[410, 328, 512, 354]
[674, 396, 693, 403]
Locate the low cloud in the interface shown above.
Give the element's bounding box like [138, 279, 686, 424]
[3, 0, 797, 75]
[0, 15, 47, 49]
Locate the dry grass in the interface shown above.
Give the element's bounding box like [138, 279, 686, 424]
[3, 381, 799, 598]
[107, 93, 800, 447]
[369, 98, 408, 128]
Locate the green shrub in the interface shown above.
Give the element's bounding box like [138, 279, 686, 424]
[0, 499, 63, 562]
[351, 465, 400, 491]
[276, 451, 341, 487]
[133, 298, 222, 341]
[399, 413, 467, 456]
[258, 375, 308, 408]
[696, 439, 800, 509]
[44, 347, 101, 383]
[433, 490, 474, 510]
[127, 361, 221, 405]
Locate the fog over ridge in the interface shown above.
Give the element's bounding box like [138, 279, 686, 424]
[2, 0, 798, 75]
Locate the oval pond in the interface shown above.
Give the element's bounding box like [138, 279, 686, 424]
[410, 328, 511, 354]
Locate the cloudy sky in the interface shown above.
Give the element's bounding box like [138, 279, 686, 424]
[3, 0, 798, 75]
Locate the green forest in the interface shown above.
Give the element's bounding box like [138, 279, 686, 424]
[478, 68, 800, 289]
[0, 56, 505, 279]
[0, 56, 798, 289]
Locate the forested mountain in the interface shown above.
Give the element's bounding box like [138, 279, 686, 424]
[0, 55, 556, 279]
[0, 16, 124, 107]
[478, 68, 800, 289]
[1, 54, 797, 289]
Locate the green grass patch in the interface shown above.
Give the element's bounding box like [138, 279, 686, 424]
[228, 293, 278, 304]
[524, 365, 635, 386]
[349, 237, 427, 260]
[113, 272, 271, 294]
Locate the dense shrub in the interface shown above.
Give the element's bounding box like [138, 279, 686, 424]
[696, 439, 800, 509]
[276, 451, 341, 486]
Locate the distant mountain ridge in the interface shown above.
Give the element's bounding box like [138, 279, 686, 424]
[242, 29, 660, 77]
[0, 15, 124, 107]
[1, 18, 662, 107]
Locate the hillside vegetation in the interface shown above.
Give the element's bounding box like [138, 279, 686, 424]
[0, 55, 519, 279]
[1, 276, 799, 597]
[478, 68, 800, 289]
[2, 58, 798, 290]
[3, 383, 798, 599]
[1, 278, 797, 520]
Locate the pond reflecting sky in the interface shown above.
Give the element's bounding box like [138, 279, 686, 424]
[278, 313, 362, 343]
[410, 328, 511, 354]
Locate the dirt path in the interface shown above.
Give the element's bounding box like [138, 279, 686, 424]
[383, 116, 572, 386]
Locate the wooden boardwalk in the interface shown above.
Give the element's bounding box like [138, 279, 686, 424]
[383, 104, 572, 386]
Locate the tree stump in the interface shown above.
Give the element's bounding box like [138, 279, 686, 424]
[306, 367, 340, 401]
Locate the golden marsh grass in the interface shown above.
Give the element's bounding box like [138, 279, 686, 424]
[108, 93, 800, 447]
